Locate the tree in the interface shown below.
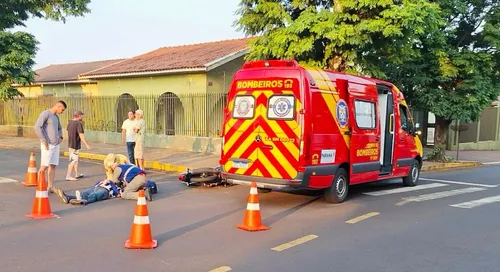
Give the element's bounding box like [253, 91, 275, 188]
[382, 1, 499, 161]
[0, 0, 91, 101]
[234, 0, 443, 78]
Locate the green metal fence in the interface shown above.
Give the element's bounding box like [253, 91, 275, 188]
[0, 92, 228, 137]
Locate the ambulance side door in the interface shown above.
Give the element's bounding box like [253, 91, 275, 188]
[348, 86, 381, 184]
[393, 103, 417, 176]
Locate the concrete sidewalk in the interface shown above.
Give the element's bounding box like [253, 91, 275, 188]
[0, 134, 219, 172]
[0, 134, 495, 173]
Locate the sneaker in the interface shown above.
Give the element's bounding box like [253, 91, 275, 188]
[76, 174, 84, 179]
[75, 190, 82, 201]
[48, 188, 56, 194]
[65, 177, 77, 181]
[55, 188, 69, 204]
[144, 187, 153, 202]
[69, 199, 87, 206]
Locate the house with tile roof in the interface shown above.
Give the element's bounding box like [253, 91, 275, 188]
[78, 37, 253, 137]
[12, 37, 253, 143]
[15, 59, 125, 97]
[80, 37, 252, 95]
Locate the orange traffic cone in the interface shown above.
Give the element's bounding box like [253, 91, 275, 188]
[237, 182, 269, 231]
[125, 190, 157, 249]
[26, 170, 58, 219]
[22, 152, 38, 187]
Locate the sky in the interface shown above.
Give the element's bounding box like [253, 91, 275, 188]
[12, 0, 245, 69]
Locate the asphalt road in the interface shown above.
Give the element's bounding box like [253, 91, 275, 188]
[0, 148, 499, 272]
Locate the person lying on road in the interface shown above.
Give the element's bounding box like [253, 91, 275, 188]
[55, 180, 121, 205]
[109, 162, 152, 202]
[103, 153, 130, 180]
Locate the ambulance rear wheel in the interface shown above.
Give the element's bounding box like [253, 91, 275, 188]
[403, 159, 420, 187]
[324, 168, 349, 204]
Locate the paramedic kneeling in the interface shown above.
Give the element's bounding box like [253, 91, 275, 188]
[109, 163, 152, 201]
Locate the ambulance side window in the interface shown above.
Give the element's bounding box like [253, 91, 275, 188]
[354, 100, 376, 129]
[399, 104, 411, 133]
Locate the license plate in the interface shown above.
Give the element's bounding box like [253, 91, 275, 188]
[232, 161, 248, 169]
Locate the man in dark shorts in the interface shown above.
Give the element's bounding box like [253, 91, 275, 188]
[66, 110, 91, 181]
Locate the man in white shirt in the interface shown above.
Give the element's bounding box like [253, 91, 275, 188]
[121, 111, 137, 165]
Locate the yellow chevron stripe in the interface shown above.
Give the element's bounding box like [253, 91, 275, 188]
[224, 119, 254, 149]
[318, 70, 352, 148]
[224, 88, 303, 179]
[264, 144, 298, 178]
[257, 150, 282, 178]
[223, 104, 266, 150]
[306, 69, 330, 90]
[265, 118, 300, 153]
[264, 140, 297, 178]
[228, 125, 260, 159]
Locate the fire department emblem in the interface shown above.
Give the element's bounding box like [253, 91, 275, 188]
[273, 97, 292, 118]
[336, 99, 348, 128]
[236, 98, 251, 116]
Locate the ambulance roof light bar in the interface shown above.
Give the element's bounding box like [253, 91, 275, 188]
[242, 60, 299, 69]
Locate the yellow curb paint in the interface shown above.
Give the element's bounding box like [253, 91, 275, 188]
[345, 212, 380, 224]
[208, 266, 232, 272]
[421, 162, 481, 172]
[271, 235, 318, 252]
[59, 151, 191, 173]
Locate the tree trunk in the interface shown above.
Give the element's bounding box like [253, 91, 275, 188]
[433, 116, 452, 162]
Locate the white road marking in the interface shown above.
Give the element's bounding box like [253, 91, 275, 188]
[450, 195, 500, 209]
[420, 178, 498, 188]
[0, 177, 18, 184]
[363, 183, 448, 196]
[483, 161, 500, 165]
[398, 187, 487, 205]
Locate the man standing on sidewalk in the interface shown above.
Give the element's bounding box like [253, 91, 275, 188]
[133, 109, 146, 170]
[121, 111, 136, 165]
[34, 100, 67, 193]
[66, 110, 91, 181]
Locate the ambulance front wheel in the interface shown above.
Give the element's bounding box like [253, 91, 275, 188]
[324, 168, 349, 204]
[402, 159, 420, 187]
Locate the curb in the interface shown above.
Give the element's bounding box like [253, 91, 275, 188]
[0, 143, 483, 174]
[0, 144, 190, 173]
[421, 161, 482, 172]
[63, 152, 190, 173]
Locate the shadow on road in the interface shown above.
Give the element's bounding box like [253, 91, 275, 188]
[154, 208, 241, 246]
[264, 196, 320, 226]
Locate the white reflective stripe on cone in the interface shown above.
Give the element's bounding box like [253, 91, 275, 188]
[246, 203, 260, 211]
[137, 197, 147, 205]
[133, 215, 150, 225]
[250, 187, 258, 195]
[36, 190, 48, 198]
[28, 167, 37, 172]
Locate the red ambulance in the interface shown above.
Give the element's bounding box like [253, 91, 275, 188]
[219, 60, 423, 203]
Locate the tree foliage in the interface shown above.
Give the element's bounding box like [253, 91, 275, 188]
[235, 0, 443, 78]
[235, 0, 499, 161]
[382, 0, 499, 160]
[0, 0, 91, 101]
